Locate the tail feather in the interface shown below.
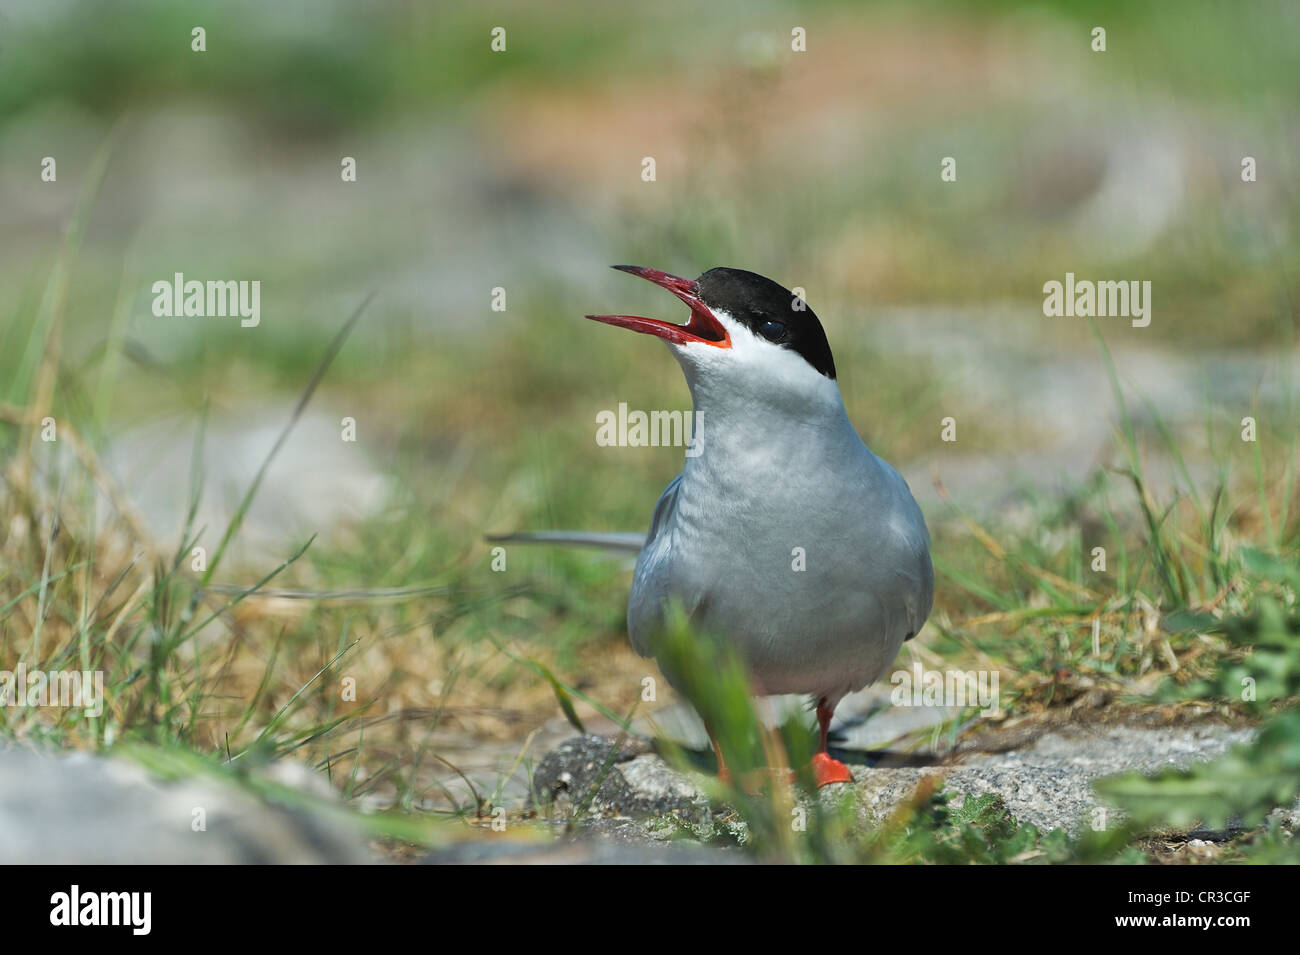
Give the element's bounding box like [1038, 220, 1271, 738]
[485, 530, 646, 554]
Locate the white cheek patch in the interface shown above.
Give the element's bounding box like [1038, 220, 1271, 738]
[712, 310, 763, 352]
[671, 309, 839, 411]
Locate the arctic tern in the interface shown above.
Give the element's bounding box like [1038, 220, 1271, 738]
[504, 265, 933, 787]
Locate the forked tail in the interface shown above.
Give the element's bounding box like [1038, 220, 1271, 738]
[485, 530, 646, 554]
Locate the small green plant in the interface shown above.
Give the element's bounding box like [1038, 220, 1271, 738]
[1095, 548, 1300, 856]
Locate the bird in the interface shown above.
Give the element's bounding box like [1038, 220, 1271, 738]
[501, 265, 933, 787]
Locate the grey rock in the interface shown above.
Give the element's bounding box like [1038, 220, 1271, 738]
[531, 722, 1260, 841]
[0, 747, 374, 864]
[422, 838, 746, 865]
[529, 734, 709, 824]
[1266, 804, 1300, 832]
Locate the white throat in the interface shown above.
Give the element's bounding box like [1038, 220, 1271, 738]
[665, 310, 863, 481]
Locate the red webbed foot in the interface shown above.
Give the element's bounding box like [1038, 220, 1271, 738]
[811, 751, 854, 787]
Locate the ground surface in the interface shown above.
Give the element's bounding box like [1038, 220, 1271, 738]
[4, 709, 1278, 864]
[527, 717, 1260, 844]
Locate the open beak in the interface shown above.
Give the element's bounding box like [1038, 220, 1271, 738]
[585, 265, 731, 348]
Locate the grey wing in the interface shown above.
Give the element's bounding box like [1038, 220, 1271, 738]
[626, 472, 682, 656]
[895, 513, 934, 641]
[643, 472, 683, 553]
[899, 552, 935, 641]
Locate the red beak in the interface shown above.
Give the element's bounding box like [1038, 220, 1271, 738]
[586, 266, 731, 348]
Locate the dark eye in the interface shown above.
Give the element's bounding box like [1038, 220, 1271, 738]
[757, 320, 788, 343]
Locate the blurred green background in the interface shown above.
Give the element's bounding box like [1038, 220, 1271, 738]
[1, 0, 1297, 811]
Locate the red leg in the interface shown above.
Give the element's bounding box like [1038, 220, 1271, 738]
[711, 733, 790, 792]
[811, 697, 853, 786]
[709, 734, 732, 785]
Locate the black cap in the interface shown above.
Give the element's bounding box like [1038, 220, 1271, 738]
[696, 268, 836, 379]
